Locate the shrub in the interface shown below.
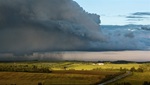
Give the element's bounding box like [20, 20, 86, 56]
[130, 67, 136, 72]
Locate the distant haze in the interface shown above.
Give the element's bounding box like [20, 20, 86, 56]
[0, 51, 150, 61]
[63, 51, 150, 61]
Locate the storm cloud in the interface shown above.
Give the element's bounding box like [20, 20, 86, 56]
[1, 0, 150, 61]
[0, 0, 104, 54]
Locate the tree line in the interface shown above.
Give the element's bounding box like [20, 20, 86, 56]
[0, 64, 51, 73]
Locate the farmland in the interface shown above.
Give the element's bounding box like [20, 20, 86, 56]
[109, 72, 150, 85]
[108, 63, 150, 85]
[0, 71, 120, 85]
[0, 61, 149, 85]
[0, 61, 141, 71]
[0, 61, 123, 85]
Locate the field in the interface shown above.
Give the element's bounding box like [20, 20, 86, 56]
[0, 61, 141, 71]
[108, 72, 150, 85]
[0, 61, 149, 85]
[0, 71, 120, 85]
[0, 62, 123, 85]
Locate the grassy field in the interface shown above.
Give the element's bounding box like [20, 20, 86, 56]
[0, 61, 124, 85]
[0, 61, 140, 70]
[108, 72, 150, 85]
[0, 61, 148, 85]
[66, 63, 140, 70]
[0, 71, 120, 85]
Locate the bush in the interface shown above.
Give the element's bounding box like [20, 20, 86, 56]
[137, 68, 144, 72]
[130, 67, 136, 72]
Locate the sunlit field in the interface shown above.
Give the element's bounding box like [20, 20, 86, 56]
[109, 72, 150, 85]
[0, 61, 149, 85]
[0, 61, 141, 70]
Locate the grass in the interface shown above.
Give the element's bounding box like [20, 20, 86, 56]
[0, 62, 141, 70]
[0, 61, 145, 85]
[0, 71, 119, 85]
[108, 72, 150, 85]
[67, 63, 140, 70]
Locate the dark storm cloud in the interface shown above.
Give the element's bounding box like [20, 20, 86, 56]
[1, 0, 150, 61]
[0, 0, 104, 54]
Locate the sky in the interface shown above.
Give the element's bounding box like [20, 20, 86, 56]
[0, 0, 150, 61]
[74, 0, 150, 25]
[0, 0, 104, 54]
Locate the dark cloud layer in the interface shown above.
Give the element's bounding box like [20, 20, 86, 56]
[126, 16, 147, 19]
[126, 12, 150, 22]
[0, 0, 104, 54]
[132, 12, 150, 16]
[1, 0, 150, 61]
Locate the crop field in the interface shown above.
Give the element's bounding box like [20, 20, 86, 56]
[0, 61, 140, 70]
[0, 61, 149, 85]
[109, 72, 150, 85]
[108, 63, 150, 85]
[0, 71, 120, 85]
[66, 63, 140, 70]
[0, 62, 123, 85]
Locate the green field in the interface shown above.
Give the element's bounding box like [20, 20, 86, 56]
[0, 62, 141, 71]
[108, 63, 150, 85]
[0, 61, 149, 85]
[66, 63, 140, 70]
[108, 72, 150, 85]
[0, 62, 123, 85]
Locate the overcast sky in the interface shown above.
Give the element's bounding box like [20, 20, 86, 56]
[75, 0, 150, 25]
[0, 0, 150, 61]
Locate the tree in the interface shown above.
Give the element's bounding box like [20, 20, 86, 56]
[64, 66, 67, 70]
[120, 67, 123, 71]
[137, 68, 144, 72]
[130, 67, 136, 72]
